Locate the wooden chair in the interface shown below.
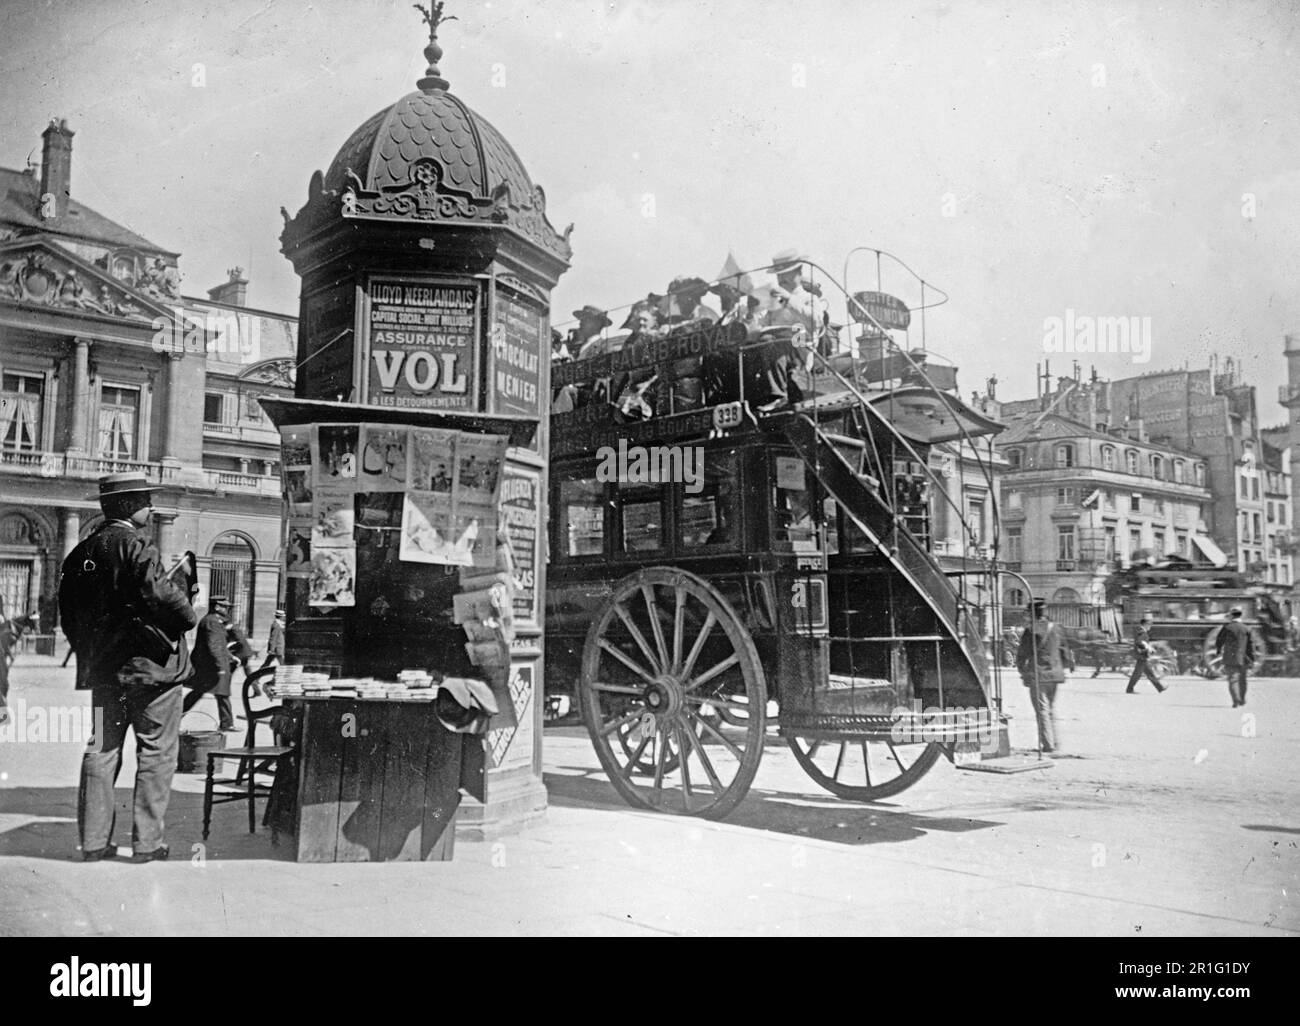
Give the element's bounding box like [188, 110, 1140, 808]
[202, 666, 294, 842]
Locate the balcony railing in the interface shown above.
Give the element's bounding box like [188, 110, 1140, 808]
[202, 469, 280, 497]
[2, 449, 275, 497]
[1056, 560, 1077, 572]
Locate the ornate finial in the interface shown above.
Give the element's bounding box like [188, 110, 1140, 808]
[415, 1, 457, 93]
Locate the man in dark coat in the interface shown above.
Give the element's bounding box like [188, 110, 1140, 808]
[184, 595, 244, 730]
[59, 473, 197, 862]
[1126, 612, 1167, 694]
[260, 608, 286, 671]
[1215, 607, 1255, 708]
[1016, 599, 1069, 754]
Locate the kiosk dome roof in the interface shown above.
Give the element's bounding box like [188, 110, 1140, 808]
[324, 89, 535, 211]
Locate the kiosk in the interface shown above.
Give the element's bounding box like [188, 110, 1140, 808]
[268, 6, 569, 856]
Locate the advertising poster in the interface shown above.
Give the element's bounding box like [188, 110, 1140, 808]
[318, 424, 359, 480]
[491, 285, 546, 423]
[359, 425, 409, 490]
[409, 428, 456, 492]
[399, 490, 455, 565]
[312, 483, 357, 549]
[281, 425, 314, 516]
[285, 520, 313, 578]
[455, 433, 507, 504]
[499, 462, 541, 626]
[309, 547, 356, 608]
[364, 277, 479, 411]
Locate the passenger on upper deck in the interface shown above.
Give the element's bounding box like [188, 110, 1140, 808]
[763, 250, 840, 356]
[661, 277, 719, 326]
[566, 305, 612, 356]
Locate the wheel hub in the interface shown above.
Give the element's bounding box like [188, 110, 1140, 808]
[644, 674, 685, 719]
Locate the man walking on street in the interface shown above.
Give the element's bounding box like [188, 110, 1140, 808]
[1216, 607, 1255, 708]
[60, 473, 198, 862]
[1126, 612, 1167, 694]
[184, 595, 244, 730]
[260, 608, 285, 671]
[1016, 598, 1069, 754]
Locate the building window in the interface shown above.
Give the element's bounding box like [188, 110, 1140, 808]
[1176, 531, 1188, 556]
[1055, 444, 1074, 468]
[1056, 487, 1077, 507]
[1126, 450, 1138, 474]
[204, 392, 226, 425]
[1005, 528, 1022, 564]
[1267, 501, 1276, 524]
[1103, 490, 1116, 510]
[1008, 587, 1025, 607]
[1006, 448, 1022, 469]
[96, 385, 140, 461]
[965, 494, 986, 546]
[1129, 528, 1142, 557]
[1173, 460, 1184, 483]
[1104, 525, 1117, 561]
[1239, 473, 1249, 499]
[1195, 464, 1206, 487]
[1251, 476, 1260, 500]
[1, 372, 44, 452]
[1057, 525, 1076, 562]
[1153, 529, 1165, 555]
[1153, 497, 1165, 515]
[1102, 446, 1116, 471]
[1152, 455, 1163, 480]
[1281, 504, 1287, 527]
[1005, 489, 1021, 511]
[1130, 493, 1141, 513]
[1253, 513, 1262, 543]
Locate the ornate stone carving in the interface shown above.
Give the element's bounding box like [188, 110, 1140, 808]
[0, 246, 155, 320]
[342, 159, 495, 223]
[239, 358, 297, 388]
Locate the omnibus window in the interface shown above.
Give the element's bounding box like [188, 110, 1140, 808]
[680, 450, 740, 549]
[772, 454, 818, 552]
[620, 490, 666, 554]
[559, 476, 605, 558]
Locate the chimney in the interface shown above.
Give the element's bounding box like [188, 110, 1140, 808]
[40, 118, 74, 220]
[207, 267, 249, 307]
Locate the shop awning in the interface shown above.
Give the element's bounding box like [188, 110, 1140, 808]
[1191, 534, 1229, 567]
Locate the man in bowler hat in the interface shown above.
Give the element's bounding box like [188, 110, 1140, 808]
[1215, 607, 1255, 707]
[59, 473, 198, 862]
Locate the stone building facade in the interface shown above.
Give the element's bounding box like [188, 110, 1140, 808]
[0, 119, 294, 645]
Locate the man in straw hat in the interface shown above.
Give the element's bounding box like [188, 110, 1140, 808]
[59, 473, 198, 862]
[564, 304, 612, 358]
[1126, 611, 1167, 694]
[1015, 597, 1069, 754]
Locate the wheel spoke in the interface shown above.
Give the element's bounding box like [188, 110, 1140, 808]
[687, 651, 740, 691]
[697, 713, 744, 760]
[620, 732, 652, 779]
[590, 680, 645, 697]
[683, 718, 724, 792]
[833, 742, 847, 782]
[642, 585, 670, 678]
[680, 611, 716, 682]
[597, 640, 657, 684]
[886, 740, 906, 773]
[652, 725, 669, 801]
[672, 586, 685, 674]
[599, 710, 644, 738]
[861, 741, 872, 787]
[614, 603, 662, 676]
[675, 723, 693, 809]
[683, 693, 751, 714]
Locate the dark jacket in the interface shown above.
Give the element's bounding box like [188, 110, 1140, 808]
[266, 620, 285, 661]
[1016, 619, 1068, 686]
[59, 522, 197, 691]
[191, 612, 237, 696]
[1215, 620, 1255, 668]
[1133, 623, 1154, 657]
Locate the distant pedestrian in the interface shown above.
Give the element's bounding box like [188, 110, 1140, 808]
[261, 608, 286, 671]
[184, 596, 243, 730]
[1015, 598, 1068, 754]
[1216, 607, 1255, 708]
[1126, 612, 1167, 694]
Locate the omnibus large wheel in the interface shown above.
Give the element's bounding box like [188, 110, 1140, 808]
[786, 735, 942, 802]
[579, 568, 766, 820]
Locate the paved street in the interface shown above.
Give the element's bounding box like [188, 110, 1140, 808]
[1, 653, 1296, 936]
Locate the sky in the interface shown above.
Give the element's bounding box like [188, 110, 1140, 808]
[2, 0, 1297, 415]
